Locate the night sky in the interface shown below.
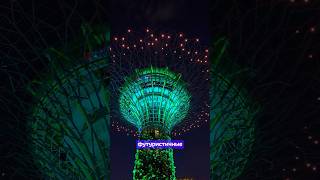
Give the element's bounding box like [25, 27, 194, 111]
[209, 1, 320, 179]
[0, 0, 320, 179]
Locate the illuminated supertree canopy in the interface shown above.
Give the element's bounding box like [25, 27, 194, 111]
[110, 29, 209, 138]
[119, 66, 191, 179]
[110, 29, 209, 179]
[119, 67, 191, 133]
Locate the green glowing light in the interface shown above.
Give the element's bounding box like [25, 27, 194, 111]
[119, 67, 189, 179]
[29, 25, 111, 179]
[133, 149, 176, 180]
[119, 67, 191, 133]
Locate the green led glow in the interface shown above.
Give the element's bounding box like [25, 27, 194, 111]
[29, 25, 111, 179]
[119, 67, 191, 133]
[133, 149, 176, 179]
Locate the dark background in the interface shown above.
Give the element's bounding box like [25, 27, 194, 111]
[0, 0, 320, 179]
[209, 1, 320, 179]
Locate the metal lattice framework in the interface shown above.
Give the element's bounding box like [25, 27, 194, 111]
[109, 29, 209, 137]
[119, 67, 190, 133]
[29, 25, 111, 179]
[210, 38, 257, 180]
[110, 29, 209, 179]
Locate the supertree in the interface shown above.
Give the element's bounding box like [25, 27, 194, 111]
[0, 20, 111, 180]
[119, 67, 190, 179]
[0, 1, 111, 179]
[109, 29, 210, 179]
[27, 24, 111, 179]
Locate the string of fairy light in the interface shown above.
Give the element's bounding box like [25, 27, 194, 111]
[110, 28, 209, 64]
[109, 28, 210, 137]
[110, 104, 210, 138]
